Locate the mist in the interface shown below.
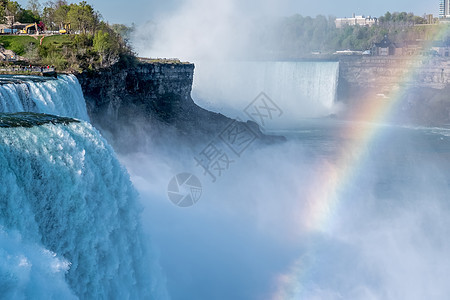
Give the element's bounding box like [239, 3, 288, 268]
[125, 0, 450, 299]
[132, 0, 347, 123]
[132, 0, 268, 61]
[118, 120, 450, 300]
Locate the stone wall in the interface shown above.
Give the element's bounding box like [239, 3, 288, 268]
[339, 56, 450, 90]
[337, 56, 450, 125]
[77, 62, 195, 120]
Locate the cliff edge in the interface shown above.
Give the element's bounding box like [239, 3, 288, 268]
[338, 56, 450, 125]
[76, 62, 279, 152]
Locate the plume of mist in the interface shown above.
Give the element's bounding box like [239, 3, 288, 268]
[118, 122, 450, 300]
[132, 0, 291, 61]
[127, 2, 450, 299]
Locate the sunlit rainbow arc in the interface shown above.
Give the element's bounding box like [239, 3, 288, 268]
[272, 24, 450, 299]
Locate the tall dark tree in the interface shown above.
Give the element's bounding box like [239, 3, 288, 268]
[67, 1, 98, 34]
[27, 0, 41, 17]
[5, 1, 20, 32]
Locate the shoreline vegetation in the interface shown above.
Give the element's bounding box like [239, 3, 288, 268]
[0, 0, 135, 72]
[0, 1, 448, 75]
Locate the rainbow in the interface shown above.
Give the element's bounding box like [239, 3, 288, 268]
[272, 24, 450, 299]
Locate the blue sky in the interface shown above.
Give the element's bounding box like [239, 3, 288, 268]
[17, 0, 438, 25]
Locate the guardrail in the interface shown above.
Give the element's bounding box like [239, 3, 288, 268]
[0, 66, 55, 73]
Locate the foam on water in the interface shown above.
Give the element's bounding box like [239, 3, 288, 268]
[0, 121, 151, 298]
[0, 75, 89, 121]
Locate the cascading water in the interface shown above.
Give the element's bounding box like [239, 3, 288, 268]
[0, 75, 89, 121]
[0, 116, 151, 298]
[192, 61, 340, 129]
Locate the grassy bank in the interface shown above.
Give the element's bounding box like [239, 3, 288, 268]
[0, 32, 132, 72]
[0, 35, 38, 55]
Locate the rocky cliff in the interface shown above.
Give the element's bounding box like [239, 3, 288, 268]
[77, 62, 195, 125]
[338, 56, 450, 125]
[76, 62, 277, 152]
[76, 57, 450, 139]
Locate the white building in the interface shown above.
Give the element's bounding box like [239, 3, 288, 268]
[440, 0, 450, 18]
[335, 14, 378, 28]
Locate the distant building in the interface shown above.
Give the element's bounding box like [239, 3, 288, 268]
[440, 0, 450, 18]
[335, 14, 378, 28]
[373, 36, 397, 56]
[396, 41, 425, 56]
[0, 22, 30, 34]
[424, 14, 437, 24]
[371, 36, 430, 56]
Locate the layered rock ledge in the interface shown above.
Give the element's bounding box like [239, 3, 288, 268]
[76, 62, 281, 152]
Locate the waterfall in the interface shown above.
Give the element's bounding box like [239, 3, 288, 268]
[192, 61, 340, 129]
[0, 75, 89, 121]
[0, 118, 150, 299]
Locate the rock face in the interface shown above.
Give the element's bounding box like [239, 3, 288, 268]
[76, 63, 278, 152]
[339, 57, 450, 89]
[0, 112, 79, 128]
[338, 56, 450, 125]
[76, 57, 450, 139]
[77, 63, 195, 121]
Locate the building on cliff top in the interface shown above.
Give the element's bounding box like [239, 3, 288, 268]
[373, 36, 398, 56]
[335, 14, 378, 28]
[371, 36, 431, 56]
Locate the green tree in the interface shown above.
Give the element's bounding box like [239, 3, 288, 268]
[384, 11, 392, 22]
[41, 6, 55, 29]
[5, 1, 21, 32]
[67, 1, 98, 34]
[18, 9, 40, 23]
[0, 0, 7, 22]
[53, 4, 70, 29]
[94, 30, 111, 62]
[27, 0, 41, 17]
[111, 23, 133, 41]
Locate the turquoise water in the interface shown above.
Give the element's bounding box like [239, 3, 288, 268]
[0, 121, 151, 299]
[1, 69, 449, 299]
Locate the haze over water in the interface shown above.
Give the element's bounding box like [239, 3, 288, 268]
[124, 0, 450, 298]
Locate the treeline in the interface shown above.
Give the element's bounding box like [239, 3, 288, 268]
[378, 11, 427, 25]
[0, 0, 40, 24]
[40, 0, 98, 33]
[0, 0, 135, 71]
[249, 12, 439, 58]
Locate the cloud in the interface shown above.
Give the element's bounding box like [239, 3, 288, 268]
[132, 0, 286, 60]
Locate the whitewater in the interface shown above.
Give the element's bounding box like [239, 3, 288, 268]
[0, 76, 157, 299]
[2, 63, 450, 300]
[0, 75, 89, 121]
[120, 61, 450, 300]
[192, 61, 340, 129]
